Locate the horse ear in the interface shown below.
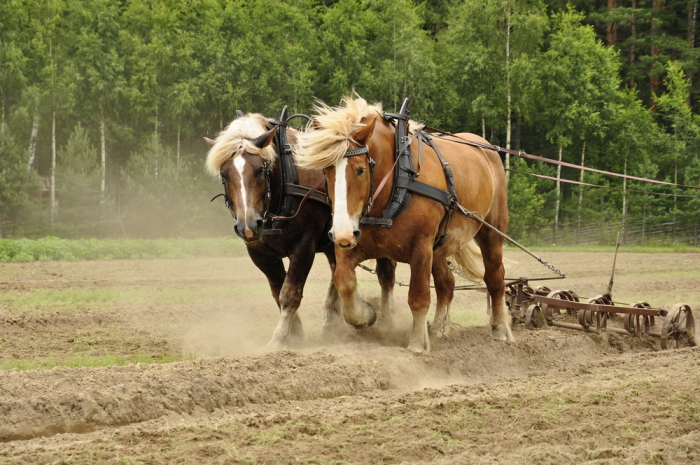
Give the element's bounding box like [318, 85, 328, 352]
[236, 110, 244, 118]
[352, 115, 377, 145]
[249, 126, 279, 149]
[310, 118, 321, 130]
[203, 137, 216, 148]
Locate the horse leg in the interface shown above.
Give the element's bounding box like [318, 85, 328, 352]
[407, 246, 433, 353]
[375, 258, 397, 333]
[334, 249, 376, 329]
[476, 228, 515, 342]
[430, 257, 455, 338]
[249, 246, 313, 347]
[321, 249, 345, 337]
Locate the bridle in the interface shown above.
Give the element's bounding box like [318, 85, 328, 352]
[340, 122, 422, 218]
[210, 158, 273, 223]
[342, 145, 376, 215]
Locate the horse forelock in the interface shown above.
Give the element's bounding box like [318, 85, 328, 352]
[294, 96, 383, 170]
[205, 114, 276, 177]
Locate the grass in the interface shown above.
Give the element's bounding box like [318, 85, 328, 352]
[0, 236, 248, 262]
[0, 352, 197, 371]
[0, 282, 272, 313]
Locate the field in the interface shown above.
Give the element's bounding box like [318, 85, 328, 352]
[0, 249, 699, 464]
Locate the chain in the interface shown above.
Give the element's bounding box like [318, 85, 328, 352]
[454, 203, 566, 278]
[447, 260, 475, 281]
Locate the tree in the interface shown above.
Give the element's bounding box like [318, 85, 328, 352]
[69, 0, 125, 200]
[438, 0, 547, 158]
[533, 8, 620, 242]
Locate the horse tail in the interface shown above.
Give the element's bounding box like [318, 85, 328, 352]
[447, 240, 484, 284]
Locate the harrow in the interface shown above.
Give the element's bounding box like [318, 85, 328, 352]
[505, 239, 696, 350]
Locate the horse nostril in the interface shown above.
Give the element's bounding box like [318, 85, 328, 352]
[353, 230, 361, 241]
[255, 218, 264, 232]
[328, 231, 335, 241]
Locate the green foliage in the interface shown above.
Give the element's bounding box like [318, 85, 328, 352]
[507, 158, 550, 242]
[0, 237, 247, 262]
[0, 0, 699, 244]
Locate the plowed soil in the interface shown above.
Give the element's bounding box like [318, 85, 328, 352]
[0, 251, 698, 464]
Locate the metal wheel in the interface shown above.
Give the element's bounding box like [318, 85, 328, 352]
[525, 304, 547, 329]
[543, 290, 578, 323]
[623, 302, 653, 337]
[578, 295, 612, 330]
[661, 304, 696, 350]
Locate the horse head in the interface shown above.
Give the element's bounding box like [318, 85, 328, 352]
[205, 115, 278, 245]
[295, 97, 389, 250]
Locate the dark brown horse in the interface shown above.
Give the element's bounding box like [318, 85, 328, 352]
[205, 112, 396, 347]
[295, 97, 514, 353]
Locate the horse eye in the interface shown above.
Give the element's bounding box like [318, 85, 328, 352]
[255, 168, 264, 177]
[357, 168, 366, 176]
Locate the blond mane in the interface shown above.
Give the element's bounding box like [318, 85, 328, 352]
[205, 114, 276, 177]
[294, 96, 383, 170]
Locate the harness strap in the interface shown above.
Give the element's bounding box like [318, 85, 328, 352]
[268, 175, 327, 222]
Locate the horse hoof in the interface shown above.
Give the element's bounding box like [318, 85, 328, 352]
[490, 323, 515, 342]
[407, 343, 427, 354]
[350, 302, 377, 329]
[267, 339, 285, 349]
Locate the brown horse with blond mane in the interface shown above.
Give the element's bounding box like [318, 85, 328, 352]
[205, 112, 396, 347]
[295, 97, 514, 353]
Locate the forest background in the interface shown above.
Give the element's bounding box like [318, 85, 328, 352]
[1, 0, 699, 246]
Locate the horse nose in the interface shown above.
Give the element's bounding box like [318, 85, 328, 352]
[233, 223, 246, 240]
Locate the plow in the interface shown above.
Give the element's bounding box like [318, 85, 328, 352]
[504, 238, 696, 350]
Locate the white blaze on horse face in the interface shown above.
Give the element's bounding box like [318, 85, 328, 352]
[233, 156, 251, 235]
[331, 158, 358, 243]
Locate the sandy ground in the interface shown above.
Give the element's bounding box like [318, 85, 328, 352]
[0, 250, 698, 463]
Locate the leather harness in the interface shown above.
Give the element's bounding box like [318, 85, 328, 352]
[344, 98, 458, 249]
[211, 107, 331, 236]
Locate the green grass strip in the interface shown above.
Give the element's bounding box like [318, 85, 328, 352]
[0, 237, 248, 262]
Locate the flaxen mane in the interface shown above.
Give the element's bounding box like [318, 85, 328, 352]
[294, 96, 383, 170]
[205, 114, 276, 177]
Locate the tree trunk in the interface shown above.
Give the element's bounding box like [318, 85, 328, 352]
[673, 156, 678, 243]
[607, 0, 618, 46]
[100, 108, 106, 201]
[650, 0, 663, 103]
[177, 114, 181, 175]
[622, 153, 628, 242]
[27, 111, 39, 170]
[688, 0, 697, 97]
[505, 1, 511, 180]
[630, 0, 637, 89]
[154, 106, 158, 137]
[51, 109, 57, 222]
[1, 92, 5, 136]
[481, 115, 486, 139]
[576, 140, 586, 244]
[554, 143, 563, 244]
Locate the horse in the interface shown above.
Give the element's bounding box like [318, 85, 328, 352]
[205, 111, 397, 347]
[294, 96, 514, 353]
